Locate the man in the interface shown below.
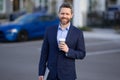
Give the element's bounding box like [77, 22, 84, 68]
[39, 2, 86, 80]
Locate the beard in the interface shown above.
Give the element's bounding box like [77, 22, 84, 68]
[60, 17, 71, 25]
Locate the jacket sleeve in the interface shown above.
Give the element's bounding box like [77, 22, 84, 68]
[38, 29, 49, 76]
[66, 31, 86, 59]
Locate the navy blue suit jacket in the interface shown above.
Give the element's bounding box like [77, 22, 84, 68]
[39, 24, 86, 80]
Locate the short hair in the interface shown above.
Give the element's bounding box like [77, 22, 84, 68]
[59, 2, 73, 13]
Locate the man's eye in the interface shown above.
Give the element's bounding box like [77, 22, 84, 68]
[66, 13, 69, 15]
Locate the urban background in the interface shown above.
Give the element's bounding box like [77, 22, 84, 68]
[0, 0, 120, 80]
[0, 0, 120, 28]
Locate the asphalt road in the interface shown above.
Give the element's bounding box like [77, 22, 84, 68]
[0, 37, 120, 80]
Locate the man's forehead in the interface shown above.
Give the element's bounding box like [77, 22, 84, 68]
[60, 8, 71, 12]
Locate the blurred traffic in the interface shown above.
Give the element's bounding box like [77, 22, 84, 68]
[0, 12, 59, 42]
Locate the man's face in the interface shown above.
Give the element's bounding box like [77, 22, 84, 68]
[58, 8, 73, 25]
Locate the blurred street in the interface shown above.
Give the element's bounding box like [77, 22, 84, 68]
[0, 0, 120, 80]
[0, 28, 120, 80]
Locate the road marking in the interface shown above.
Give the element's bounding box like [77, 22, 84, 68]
[87, 49, 120, 56]
[86, 40, 119, 46]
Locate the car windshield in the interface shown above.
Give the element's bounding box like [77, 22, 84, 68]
[13, 14, 36, 23]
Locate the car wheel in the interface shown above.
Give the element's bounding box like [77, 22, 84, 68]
[17, 31, 28, 41]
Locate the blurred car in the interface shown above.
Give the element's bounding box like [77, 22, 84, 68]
[0, 12, 59, 42]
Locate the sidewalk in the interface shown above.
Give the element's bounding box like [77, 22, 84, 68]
[84, 28, 120, 40]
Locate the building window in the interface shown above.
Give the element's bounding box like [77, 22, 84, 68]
[0, 0, 3, 11]
[107, 0, 117, 6]
[64, 0, 73, 3]
[44, 0, 48, 7]
[39, 0, 48, 10]
[109, 0, 117, 4]
[89, 0, 98, 12]
[13, 0, 20, 11]
[39, 0, 42, 3]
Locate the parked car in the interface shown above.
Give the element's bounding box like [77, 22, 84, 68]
[0, 12, 59, 42]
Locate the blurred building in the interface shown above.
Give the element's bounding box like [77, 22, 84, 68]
[0, 0, 120, 27]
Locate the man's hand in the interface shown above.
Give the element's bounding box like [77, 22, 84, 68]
[59, 43, 69, 53]
[39, 76, 44, 80]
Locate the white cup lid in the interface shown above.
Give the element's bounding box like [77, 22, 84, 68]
[59, 38, 65, 41]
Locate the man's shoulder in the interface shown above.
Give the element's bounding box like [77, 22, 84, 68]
[46, 25, 58, 31]
[71, 25, 83, 33]
[45, 25, 58, 34]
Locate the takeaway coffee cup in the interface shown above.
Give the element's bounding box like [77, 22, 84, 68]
[58, 38, 65, 50]
[59, 38, 65, 45]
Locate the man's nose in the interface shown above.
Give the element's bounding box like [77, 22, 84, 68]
[63, 14, 67, 18]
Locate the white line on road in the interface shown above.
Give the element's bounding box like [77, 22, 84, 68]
[86, 40, 119, 46]
[87, 49, 120, 56]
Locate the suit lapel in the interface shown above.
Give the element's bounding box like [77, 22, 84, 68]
[53, 24, 74, 47]
[54, 25, 59, 46]
[65, 25, 73, 44]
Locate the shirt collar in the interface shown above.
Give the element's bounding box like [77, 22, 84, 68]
[58, 23, 70, 31]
